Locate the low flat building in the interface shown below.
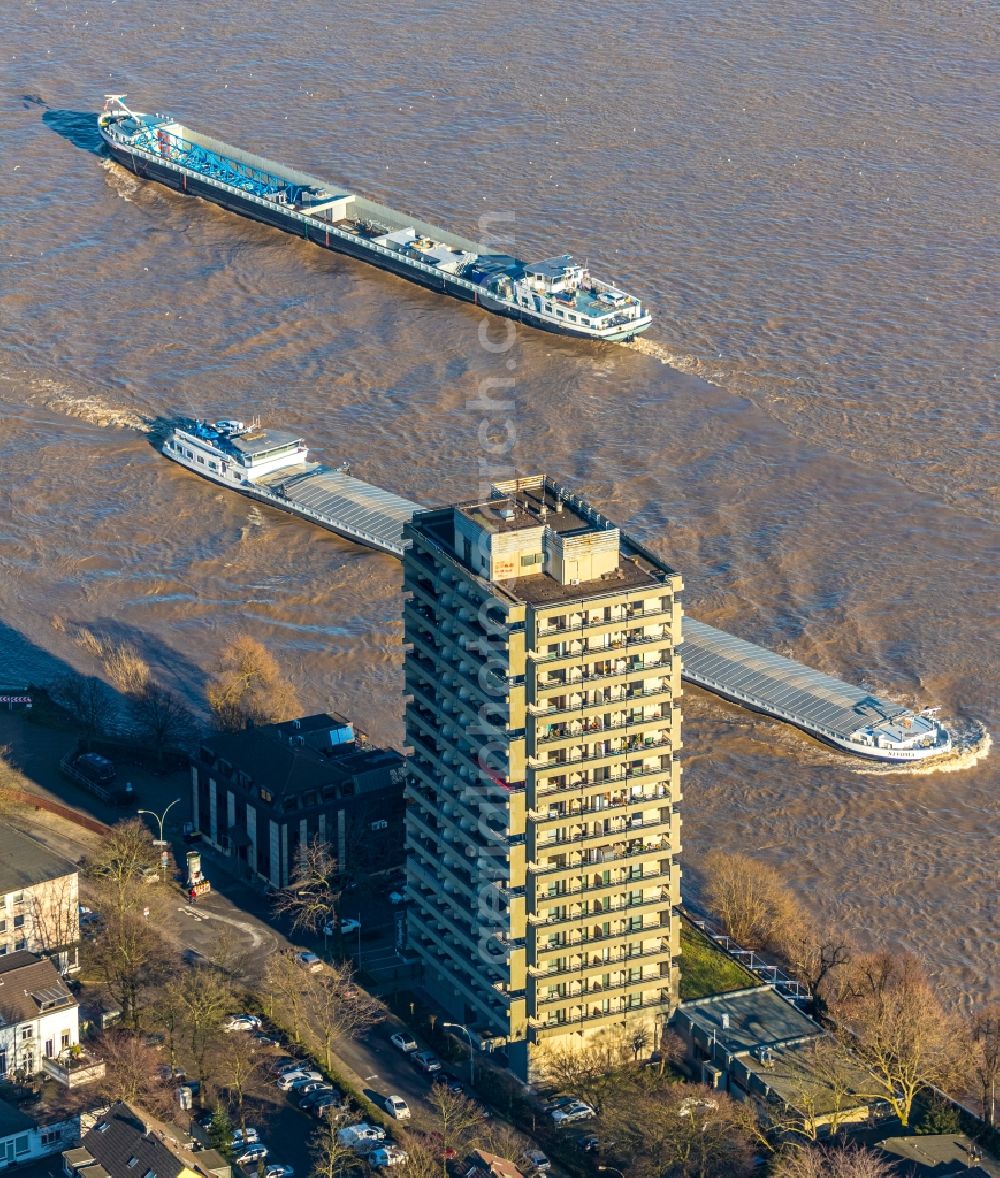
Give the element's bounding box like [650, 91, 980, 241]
[192, 714, 406, 887]
[0, 951, 79, 1080]
[0, 824, 80, 975]
[876, 1132, 1000, 1177]
[673, 986, 876, 1134]
[0, 1097, 79, 1170]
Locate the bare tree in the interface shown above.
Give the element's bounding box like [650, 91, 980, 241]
[85, 819, 174, 1025]
[772, 1143, 896, 1178]
[165, 968, 236, 1097]
[51, 672, 112, 734]
[535, 1023, 639, 1108]
[766, 1037, 867, 1142]
[601, 1081, 761, 1178]
[833, 951, 963, 1127]
[217, 1030, 268, 1136]
[93, 1030, 177, 1119]
[130, 682, 196, 762]
[970, 1003, 1000, 1127]
[703, 849, 805, 951]
[27, 870, 80, 972]
[426, 1085, 487, 1178]
[260, 952, 310, 1045]
[207, 634, 300, 731]
[102, 640, 150, 697]
[309, 1115, 358, 1178]
[300, 962, 383, 1071]
[272, 836, 339, 936]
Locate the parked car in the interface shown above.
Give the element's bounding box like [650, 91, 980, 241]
[389, 1031, 418, 1054]
[276, 1069, 322, 1091]
[434, 1072, 464, 1094]
[370, 1146, 408, 1169]
[295, 951, 323, 972]
[231, 1128, 260, 1147]
[310, 1097, 342, 1119]
[523, 1149, 551, 1173]
[224, 1014, 262, 1032]
[235, 1145, 268, 1165]
[271, 1057, 301, 1074]
[382, 1095, 410, 1120]
[410, 1049, 442, 1074]
[253, 1030, 280, 1047]
[264, 1167, 294, 1178]
[291, 1077, 328, 1095]
[337, 1123, 386, 1151]
[544, 1093, 579, 1112]
[297, 1083, 336, 1102]
[575, 1134, 601, 1154]
[552, 1101, 596, 1126]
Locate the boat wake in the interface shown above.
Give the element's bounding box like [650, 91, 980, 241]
[31, 379, 151, 434]
[851, 720, 991, 777]
[622, 336, 723, 387]
[101, 155, 140, 202]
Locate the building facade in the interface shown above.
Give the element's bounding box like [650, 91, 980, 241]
[193, 714, 406, 888]
[403, 476, 683, 1077]
[0, 951, 79, 1081]
[0, 825, 79, 975]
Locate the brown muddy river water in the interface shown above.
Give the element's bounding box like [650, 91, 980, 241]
[0, 1, 996, 1001]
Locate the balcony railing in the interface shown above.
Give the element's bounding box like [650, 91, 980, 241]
[529, 838, 672, 876]
[535, 604, 673, 636]
[529, 734, 672, 772]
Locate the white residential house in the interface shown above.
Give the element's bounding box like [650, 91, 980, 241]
[0, 824, 80, 975]
[0, 1099, 79, 1170]
[0, 951, 79, 1081]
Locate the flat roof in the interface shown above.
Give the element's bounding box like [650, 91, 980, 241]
[678, 986, 822, 1055]
[0, 824, 77, 894]
[682, 617, 908, 740]
[0, 1099, 36, 1135]
[226, 427, 303, 457]
[739, 1039, 876, 1117]
[878, 1133, 1000, 1177]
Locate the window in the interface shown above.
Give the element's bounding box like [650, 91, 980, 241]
[128, 1157, 140, 1168]
[370, 819, 388, 832]
[0, 944, 6, 956]
[12, 914, 24, 929]
[14, 1136, 29, 1157]
[0, 919, 6, 933]
[259, 788, 273, 804]
[208, 461, 218, 471]
[196, 456, 205, 465]
[41, 1127, 64, 1146]
[21, 1025, 33, 1039]
[14, 938, 26, 951]
[520, 552, 543, 568]
[61, 1030, 71, 1050]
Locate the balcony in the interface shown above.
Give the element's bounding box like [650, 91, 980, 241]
[535, 604, 673, 637]
[529, 682, 673, 720]
[531, 940, 671, 975]
[529, 789, 671, 825]
[529, 838, 672, 876]
[528, 992, 673, 1038]
[43, 1050, 106, 1089]
[529, 733, 673, 774]
[535, 710, 672, 747]
[530, 888, 672, 929]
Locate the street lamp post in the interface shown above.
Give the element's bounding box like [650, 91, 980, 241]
[443, 1021, 475, 1086]
[137, 798, 180, 879]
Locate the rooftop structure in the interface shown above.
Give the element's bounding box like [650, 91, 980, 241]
[403, 476, 683, 1078]
[675, 986, 822, 1059]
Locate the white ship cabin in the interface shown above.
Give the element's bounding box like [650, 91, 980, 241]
[514, 255, 642, 328]
[165, 420, 308, 483]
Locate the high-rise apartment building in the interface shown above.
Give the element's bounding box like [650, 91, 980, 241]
[402, 476, 683, 1077]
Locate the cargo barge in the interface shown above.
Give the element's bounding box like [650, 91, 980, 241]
[98, 95, 652, 342]
[160, 417, 954, 764]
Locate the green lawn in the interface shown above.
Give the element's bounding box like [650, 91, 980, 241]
[679, 919, 761, 1000]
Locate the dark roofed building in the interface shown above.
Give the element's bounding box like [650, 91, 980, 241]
[193, 714, 406, 887]
[66, 1102, 230, 1178]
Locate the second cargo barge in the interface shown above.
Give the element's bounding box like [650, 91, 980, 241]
[97, 95, 652, 342]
